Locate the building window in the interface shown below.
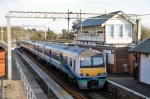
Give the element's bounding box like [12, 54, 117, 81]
[106, 25, 114, 37]
[116, 25, 123, 37]
[125, 25, 131, 37]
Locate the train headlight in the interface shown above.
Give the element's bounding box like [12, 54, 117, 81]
[80, 73, 89, 76]
[97, 73, 106, 76]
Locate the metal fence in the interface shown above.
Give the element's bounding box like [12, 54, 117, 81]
[15, 58, 37, 99]
[107, 80, 149, 99]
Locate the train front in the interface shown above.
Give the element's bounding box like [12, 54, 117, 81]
[78, 49, 106, 89]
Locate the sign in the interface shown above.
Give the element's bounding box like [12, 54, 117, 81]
[108, 54, 114, 64]
[103, 50, 111, 61]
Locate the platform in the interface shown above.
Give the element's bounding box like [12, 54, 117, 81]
[107, 72, 150, 98]
[0, 49, 48, 99]
[0, 54, 27, 99]
[17, 49, 73, 99]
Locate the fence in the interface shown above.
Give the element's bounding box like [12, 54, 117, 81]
[15, 58, 37, 99]
[106, 80, 149, 99]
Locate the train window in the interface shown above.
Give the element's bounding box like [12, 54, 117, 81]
[34, 45, 35, 50]
[52, 52, 55, 58]
[39, 47, 42, 53]
[56, 54, 60, 61]
[52, 52, 60, 61]
[44, 49, 50, 56]
[93, 57, 104, 66]
[34, 46, 38, 51]
[52, 53, 56, 59]
[31, 44, 34, 50]
[64, 56, 68, 65]
[70, 58, 72, 67]
[80, 57, 92, 67]
[80, 56, 104, 67]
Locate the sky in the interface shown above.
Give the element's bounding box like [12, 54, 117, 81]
[0, 0, 150, 33]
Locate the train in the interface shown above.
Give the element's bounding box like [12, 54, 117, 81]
[20, 39, 107, 89]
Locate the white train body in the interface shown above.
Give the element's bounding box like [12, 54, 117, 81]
[20, 39, 107, 89]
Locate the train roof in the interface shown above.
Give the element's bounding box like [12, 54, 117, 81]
[21, 39, 34, 43]
[67, 46, 87, 53]
[34, 41, 50, 46]
[21, 39, 101, 55]
[45, 43, 90, 55]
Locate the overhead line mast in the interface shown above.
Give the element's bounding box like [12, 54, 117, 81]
[6, 11, 140, 20]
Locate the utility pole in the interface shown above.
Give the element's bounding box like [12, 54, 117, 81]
[1, 26, 3, 41]
[80, 10, 82, 33]
[7, 18, 12, 86]
[45, 27, 46, 41]
[79, 10, 82, 44]
[68, 9, 70, 36]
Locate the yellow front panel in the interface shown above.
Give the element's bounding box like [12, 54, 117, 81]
[80, 67, 106, 76]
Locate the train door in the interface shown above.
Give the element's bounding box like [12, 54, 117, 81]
[28, 43, 29, 50]
[74, 60, 76, 72]
[50, 50, 51, 65]
[38, 46, 39, 60]
[60, 53, 62, 69]
[33, 45, 35, 54]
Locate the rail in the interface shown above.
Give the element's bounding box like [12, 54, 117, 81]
[15, 58, 37, 99]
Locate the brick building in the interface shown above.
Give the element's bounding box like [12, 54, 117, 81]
[129, 37, 150, 85]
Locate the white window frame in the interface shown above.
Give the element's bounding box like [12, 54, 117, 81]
[106, 25, 114, 38]
[115, 24, 123, 38]
[124, 24, 132, 38]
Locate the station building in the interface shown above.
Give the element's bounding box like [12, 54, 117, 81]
[129, 37, 150, 85]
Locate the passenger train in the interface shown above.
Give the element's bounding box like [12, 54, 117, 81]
[20, 39, 107, 89]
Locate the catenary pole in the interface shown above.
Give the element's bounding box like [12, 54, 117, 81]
[1, 26, 3, 41]
[7, 17, 12, 85]
[68, 9, 70, 36]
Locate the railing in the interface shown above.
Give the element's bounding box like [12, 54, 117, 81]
[77, 33, 133, 44]
[77, 33, 104, 42]
[15, 58, 37, 99]
[107, 80, 149, 99]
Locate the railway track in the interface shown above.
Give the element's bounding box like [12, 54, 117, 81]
[19, 48, 110, 99]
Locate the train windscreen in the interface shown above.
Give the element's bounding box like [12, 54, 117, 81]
[80, 56, 104, 67]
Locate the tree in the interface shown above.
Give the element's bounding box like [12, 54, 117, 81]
[62, 29, 67, 38]
[141, 25, 150, 41]
[47, 27, 58, 40]
[72, 19, 80, 31]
